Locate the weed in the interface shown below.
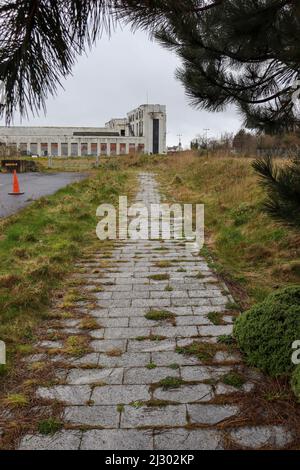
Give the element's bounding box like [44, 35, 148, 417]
[165, 285, 173, 292]
[64, 336, 90, 357]
[148, 274, 170, 281]
[226, 301, 240, 311]
[28, 362, 47, 372]
[38, 418, 63, 435]
[79, 318, 99, 330]
[146, 363, 157, 370]
[176, 341, 217, 362]
[130, 401, 144, 408]
[4, 393, 29, 408]
[221, 372, 245, 389]
[155, 261, 172, 268]
[158, 377, 183, 390]
[135, 335, 166, 342]
[217, 335, 235, 345]
[145, 309, 176, 324]
[207, 312, 225, 325]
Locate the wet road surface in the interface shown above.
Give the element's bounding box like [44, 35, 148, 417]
[0, 172, 87, 218]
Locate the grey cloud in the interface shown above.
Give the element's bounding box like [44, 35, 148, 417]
[1, 25, 242, 148]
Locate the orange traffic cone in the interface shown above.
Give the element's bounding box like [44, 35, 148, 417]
[8, 170, 24, 196]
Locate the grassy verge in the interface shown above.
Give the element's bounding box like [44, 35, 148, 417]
[0, 168, 132, 376]
[112, 152, 300, 306]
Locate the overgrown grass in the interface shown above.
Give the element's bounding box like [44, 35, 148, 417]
[152, 153, 300, 305]
[0, 170, 130, 375]
[113, 152, 300, 306]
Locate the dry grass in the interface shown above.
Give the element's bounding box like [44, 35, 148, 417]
[122, 151, 300, 306]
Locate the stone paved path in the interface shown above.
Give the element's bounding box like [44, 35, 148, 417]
[18, 173, 292, 450]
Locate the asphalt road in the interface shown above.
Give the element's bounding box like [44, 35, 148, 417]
[0, 172, 87, 218]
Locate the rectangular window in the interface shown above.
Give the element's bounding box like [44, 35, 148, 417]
[110, 143, 117, 156]
[51, 143, 58, 156]
[71, 143, 78, 156]
[129, 143, 136, 154]
[137, 144, 145, 154]
[140, 121, 144, 137]
[153, 119, 159, 154]
[30, 143, 38, 155]
[20, 143, 28, 155]
[41, 143, 48, 156]
[100, 143, 107, 155]
[91, 143, 98, 156]
[61, 143, 68, 156]
[120, 143, 126, 155]
[81, 142, 88, 156]
[120, 129, 125, 137]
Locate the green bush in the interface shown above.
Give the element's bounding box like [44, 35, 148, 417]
[291, 365, 300, 400]
[233, 286, 300, 376]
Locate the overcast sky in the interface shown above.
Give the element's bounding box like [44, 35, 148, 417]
[2, 25, 243, 148]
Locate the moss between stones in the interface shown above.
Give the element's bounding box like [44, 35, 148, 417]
[148, 274, 170, 281]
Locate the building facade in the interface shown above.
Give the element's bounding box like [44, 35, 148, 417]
[0, 104, 167, 157]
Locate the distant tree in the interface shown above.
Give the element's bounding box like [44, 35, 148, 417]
[232, 129, 257, 154]
[191, 139, 199, 150]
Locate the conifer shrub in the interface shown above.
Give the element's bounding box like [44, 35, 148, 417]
[233, 286, 300, 377]
[252, 156, 300, 228]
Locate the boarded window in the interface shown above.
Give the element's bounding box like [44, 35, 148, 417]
[51, 143, 58, 156]
[129, 143, 136, 154]
[41, 143, 48, 156]
[120, 143, 126, 155]
[30, 143, 38, 155]
[110, 143, 117, 156]
[71, 143, 78, 156]
[101, 143, 107, 155]
[91, 143, 98, 156]
[61, 143, 68, 156]
[81, 143, 88, 156]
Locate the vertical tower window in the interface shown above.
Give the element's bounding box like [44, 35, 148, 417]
[153, 119, 159, 154]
